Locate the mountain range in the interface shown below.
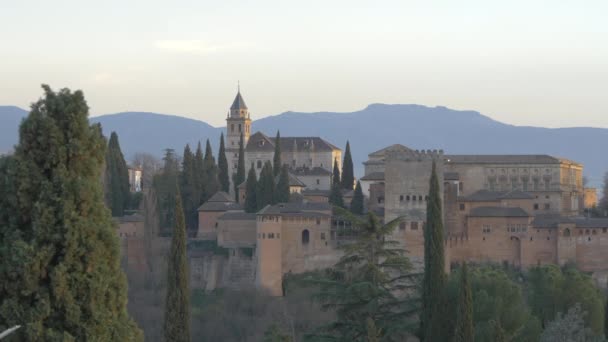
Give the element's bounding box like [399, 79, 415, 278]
[1, 104, 606, 188]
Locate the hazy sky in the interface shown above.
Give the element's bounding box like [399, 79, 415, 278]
[1, 0, 607, 127]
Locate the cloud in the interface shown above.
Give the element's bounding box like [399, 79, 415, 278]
[154, 40, 248, 55]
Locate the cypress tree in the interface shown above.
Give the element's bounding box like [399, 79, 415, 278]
[105, 131, 130, 216]
[233, 134, 246, 201]
[180, 144, 197, 230]
[329, 182, 344, 208]
[245, 163, 258, 213]
[154, 148, 179, 235]
[273, 130, 282, 177]
[164, 193, 191, 342]
[218, 133, 230, 193]
[0, 85, 142, 340]
[275, 165, 290, 203]
[350, 180, 364, 215]
[341, 141, 354, 190]
[421, 160, 447, 342]
[454, 263, 474, 342]
[333, 158, 341, 186]
[194, 142, 205, 205]
[257, 161, 275, 210]
[203, 139, 219, 201]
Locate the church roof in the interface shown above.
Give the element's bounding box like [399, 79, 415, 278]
[245, 131, 340, 153]
[230, 91, 248, 110]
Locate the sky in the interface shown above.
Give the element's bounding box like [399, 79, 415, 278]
[1, 0, 607, 128]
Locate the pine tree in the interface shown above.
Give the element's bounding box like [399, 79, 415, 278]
[454, 263, 474, 342]
[0, 85, 142, 340]
[421, 160, 447, 342]
[275, 165, 290, 203]
[180, 144, 197, 230]
[245, 163, 258, 213]
[329, 182, 344, 208]
[333, 158, 341, 186]
[350, 180, 364, 215]
[194, 142, 205, 205]
[164, 193, 191, 342]
[203, 139, 219, 201]
[154, 149, 180, 235]
[273, 131, 282, 177]
[341, 141, 354, 190]
[257, 161, 276, 210]
[233, 134, 246, 201]
[218, 133, 230, 193]
[105, 131, 131, 216]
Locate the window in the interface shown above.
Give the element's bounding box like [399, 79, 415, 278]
[238, 124, 241, 132]
[419, 195, 423, 201]
[411, 222, 419, 230]
[412, 196, 416, 201]
[257, 160, 262, 169]
[320, 232, 326, 240]
[268, 233, 274, 239]
[302, 229, 310, 245]
[544, 203, 550, 210]
[534, 203, 539, 210]
[400, 195, 404, 201]
[316, 179, 320, 185]
[377, 197, 384, 204]
[482, 225, 491, 233]
[459, 182, 464, 192]
[406, 195, 410, 201]
[399, 222, 407, 231]
[316, 218, 321, 225]
[459, 203, 465, 211]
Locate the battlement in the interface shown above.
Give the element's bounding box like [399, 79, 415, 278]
[386, 148, 444, 162]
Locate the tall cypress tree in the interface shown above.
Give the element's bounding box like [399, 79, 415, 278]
[245, 163, 258, 213]
[154, 148, 179, 235]
[421, 161, 446, 342]
[275, 165, 290, 203]
[105, 131, 130, 217]
[329, 182, 344, 208]
[350, 180, 364, 215]
[454, 263, 474, 342]
[218, 133, 230, 193]
[164, 193, 191, 342]
[333, 158, 341, 186]
[341, 141, 354, 190]
[203, 139, 219, 201]
[233, 134, 246, 201]
[194, 142, 205, 206]
[257, 161, 275, 210]
[0, 85, 142, 340]
[273, 130, 282, 177]
[180, 144, 197, 230]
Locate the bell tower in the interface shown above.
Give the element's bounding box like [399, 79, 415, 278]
[225, 86, 252, 190]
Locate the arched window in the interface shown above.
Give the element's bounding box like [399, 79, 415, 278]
[302, 229, 310, 245]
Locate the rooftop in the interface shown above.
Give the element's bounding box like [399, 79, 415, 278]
[360, 172, 385, 181]
[446, 154, 580, 166]
[245, 131, 340, 153]
[230, 91, 248, 110]
[218, 211, 257, 221]
[469, 206, 530, 217]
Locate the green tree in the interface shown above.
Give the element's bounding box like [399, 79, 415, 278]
[105, 131, 131, 216]
[275, 165, 290, 203]
[245, 163, 258, 213]
[257, 161, 275, 210]
[154, 148, 179, 235]
[350, 180, 364, 215]
[329, 182, 344, 208]
[194, 142, 205, 205]
[264, 324, 292, 342]
[218, 133, 230, 193]
[453, 263, 474, 342]
[421, 161, 447, 342]
[164, 193, 191, 342]
[180, 144, 197, 230]
[341, 141, 354, 190]
[307, 209, 419, 341]
[273, 130, 282, 177]
[233, 134, 246, 201]
[333, 158, 341, 186]
[540, 304, 606, 342]
[0, 85, 142, 341]
[203, 139, 220, 201]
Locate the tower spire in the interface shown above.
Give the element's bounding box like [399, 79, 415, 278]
[238, 80, 240, 93]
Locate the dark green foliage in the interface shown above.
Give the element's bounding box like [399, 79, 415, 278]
[350, 180, 364, 215]
[421, 161, 447, 342]
[492, 321, 505, 342]
[257, 161, 275, 210]
[0, 85, 142, 340]
[307, 209, 419, 341]
[218, 133, 230, 193]
[275, 165, 290, 204]
[203, 139, 220, 201]
[264, 324, 292, 342]
[105, 131, 131, 216]
[454, 263, 474, 342]
[164, 194, 191, 342]
[329, 182, 344, 208]
[194, 141, 205, 205]
[332, 158, 341, 186]
[233, 134, 246, 201]
[154, 149, 180, 235]
[341, 141, 354, 190]
[273, 131, 282, 177]
[245, 163, 258, 213]
[605, 293, 608, 339]
[540, 304, 607, 342]
[180, 144, 198, 230]
[528, 264, 605, 335]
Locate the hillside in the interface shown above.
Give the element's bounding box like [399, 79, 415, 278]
[1, 104, 606, 187]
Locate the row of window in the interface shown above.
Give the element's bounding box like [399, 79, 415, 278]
[399, 221, 421, 231]
[489, 168, 552, 174]
[488, 179, 551, 191]
[399, 195, 428, 202]
[230, 123, 250, 133]
[258, 232, 281, 239]
[533, 203, 551, 210]
[507, 224, 528, 233]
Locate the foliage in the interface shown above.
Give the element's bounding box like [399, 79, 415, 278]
[421, 161, 447, 341]
[341, 141, 354, 190]
[164, 194, 191, 342]
[218, 133, 230, 193]
[540, 304, 606, 342]
[264, 324, 293, 342]
[257, 161, 276, 210]
[180, 144, 198, 231]
[333, 158, 341, 187]
[453, 263, 474, 342]
[233, 133, 246, 201]
[306, 209, 420, 341]
[194, 142, 205, 205]
[0, 85, 142, 341]
[350, 180, 364, 215]
[245, 163, 258, 213]
[202, 139, 220, 201]
[105, 131, 131, 216]
[274, 130, 282, 177]
[154, 149, 179, 235]
[275, 165, 291, 203]
[329, 182, 344, 208]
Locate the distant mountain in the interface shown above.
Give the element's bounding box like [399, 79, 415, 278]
[1, 104, 606, 188]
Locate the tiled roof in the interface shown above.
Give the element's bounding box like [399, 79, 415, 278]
[469, 206, 530, 217]
[461, 190, 535, 202]
[291, 166, 332, 176]
[245, 132, 340, 153]
[446, 154, 579, 165]
[368, 144, 414, 158]
[197, 191, 242, 211]
[207, 191, 233, 202]
[360, 172, 385, 181]
[275, 173, 306, 187]
[218, 211, 257, 221]
[259, 202, 332, 215]
[532, 215, 608, 229]
[230, 91, 247, 110]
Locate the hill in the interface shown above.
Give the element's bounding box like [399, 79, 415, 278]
[1, 104, 606, 187]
